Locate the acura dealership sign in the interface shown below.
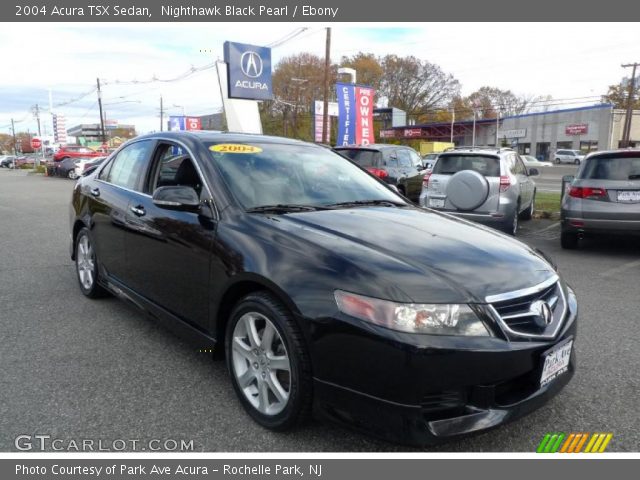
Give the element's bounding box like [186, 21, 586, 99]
[223, 41, 273, 100]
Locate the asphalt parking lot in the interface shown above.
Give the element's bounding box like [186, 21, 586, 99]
[1, 169, 638, 452]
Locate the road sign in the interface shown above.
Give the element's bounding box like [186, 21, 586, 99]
[31, 138, 42, 149]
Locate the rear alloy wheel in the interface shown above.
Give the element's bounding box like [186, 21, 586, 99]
[505, 203, 519, 235]
[561, 231, 579, 249]
[75, 228, 108, 298]
[68, 170, 78, 180]
[226, 292, 312, 431]
[520, 192, 535, 220]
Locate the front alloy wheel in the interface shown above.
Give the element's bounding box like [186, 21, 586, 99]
[226, 292, 311, 430]
[68, 170, 78, 180]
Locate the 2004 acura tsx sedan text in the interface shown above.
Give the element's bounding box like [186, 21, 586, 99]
[69, 131, 577, 445]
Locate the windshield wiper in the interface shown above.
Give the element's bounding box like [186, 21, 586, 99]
[327, 199, 407, 208]
[246, 204, 332, 213]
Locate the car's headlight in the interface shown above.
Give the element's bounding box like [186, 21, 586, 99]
[334, 290, 490, 336]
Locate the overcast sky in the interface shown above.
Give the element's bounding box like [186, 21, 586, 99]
[1, 23, 639, 136]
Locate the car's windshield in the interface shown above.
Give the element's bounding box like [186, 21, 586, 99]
[432, 154, 501, 176]
[207, 142, 404, 209]
[579, 156, 640, 180]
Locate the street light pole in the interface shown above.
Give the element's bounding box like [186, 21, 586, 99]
[472, 110, 477, 147]
[11, 118, 17, 157]
[96, 78, 107, 144]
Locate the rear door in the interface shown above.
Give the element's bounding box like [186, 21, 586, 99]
[403, 148, 425, 201]
[427, 153, 502, 213]
[89, 139, 156, 284]
[576, 154, 640, 222]
[514, 154, 534, 208]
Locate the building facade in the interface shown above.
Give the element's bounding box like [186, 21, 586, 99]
[381, 104, 640, 160]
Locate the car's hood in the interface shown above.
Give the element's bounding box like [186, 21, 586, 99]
[261, 206, 556, 304]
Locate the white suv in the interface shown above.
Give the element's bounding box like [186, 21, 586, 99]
[554, 149, 585, 165]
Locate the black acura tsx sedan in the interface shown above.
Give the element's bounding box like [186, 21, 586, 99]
[69, 131, 577, 445]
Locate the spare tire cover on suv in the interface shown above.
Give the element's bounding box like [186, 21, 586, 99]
[446, 170, 489, 210]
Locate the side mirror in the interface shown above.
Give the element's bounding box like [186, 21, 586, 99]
[528, 168, 540, 176]
[152, 186, 201, 212]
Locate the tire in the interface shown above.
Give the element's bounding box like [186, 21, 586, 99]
[68, 170, 77, 180]
[555, 158, 561, 164]
[225, 291, 312, 431]
[574, 158, 580, 165]
[520, 191, 535, 220]
[561, 231, 579, 249]
[75, 228, 108, 298]
[504, 203, 520, 235]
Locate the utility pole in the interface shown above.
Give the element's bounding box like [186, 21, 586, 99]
[32, 104, 43, 167]
[96, 77, 107, 143]
[160, 96, 164, 131]
[450, 109, 455, 144]
[321, 27, 332, 144]
[621, 62, 639, 148]
[11, 118, 17, 157]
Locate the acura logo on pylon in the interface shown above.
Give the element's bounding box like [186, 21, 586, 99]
[240, 51, 263, 78]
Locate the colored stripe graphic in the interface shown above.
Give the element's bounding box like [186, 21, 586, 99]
[537, 433, 613, 453]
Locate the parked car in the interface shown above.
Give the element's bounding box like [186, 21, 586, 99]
[70, 132, 577, 446]
[53, 145, 102, 162]
[522, 155, 553, 168]
[420, 147, 538, 235]
[554, 149, 584, 165]
[14, 156, 35, 168]
[49, 157, 79, 179]
[334, 144, 425, 202]
[560, 149, 640, 248]
[74, 156, 106, 178]
[0, 155, 16, 168]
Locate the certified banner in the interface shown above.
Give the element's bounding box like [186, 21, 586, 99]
[336, 83, 375, 146]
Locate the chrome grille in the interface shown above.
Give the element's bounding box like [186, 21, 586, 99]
[487, 276, 566, 340]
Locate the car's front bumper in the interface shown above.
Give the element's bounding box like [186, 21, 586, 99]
[311, 294, 578, 446]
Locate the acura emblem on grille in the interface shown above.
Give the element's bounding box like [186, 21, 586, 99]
[530, 300, 553, 328]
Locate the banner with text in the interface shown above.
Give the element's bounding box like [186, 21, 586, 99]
[336, 83, 375, 146]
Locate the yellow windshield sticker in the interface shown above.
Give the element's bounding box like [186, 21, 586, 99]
[209, 144, 262, 154]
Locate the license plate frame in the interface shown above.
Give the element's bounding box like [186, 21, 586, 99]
[540, 337, 573, 387]
[617, 190, 640, 203]
[429, 198, 445, 208]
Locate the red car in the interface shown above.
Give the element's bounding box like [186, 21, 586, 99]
[53, 146, 102, 162]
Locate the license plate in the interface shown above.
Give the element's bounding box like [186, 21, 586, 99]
[617, 190, 640, 203]
[429, 198, 445, 208]
[540, 339, 573, 387]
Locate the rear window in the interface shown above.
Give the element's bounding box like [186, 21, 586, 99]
[432, 154, 500, 177]
[335, 149, 381, 167]
[580, 156, 640, 180]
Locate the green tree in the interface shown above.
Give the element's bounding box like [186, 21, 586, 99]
[602, 82, 640, 109]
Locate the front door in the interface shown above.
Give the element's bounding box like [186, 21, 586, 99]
[124, 142, 216, 330]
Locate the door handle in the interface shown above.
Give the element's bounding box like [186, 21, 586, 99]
[90, 187, 100, 197]
[130, 205, 146, 217]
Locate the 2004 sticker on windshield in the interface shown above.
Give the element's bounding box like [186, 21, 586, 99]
[210, 144, 262, 154]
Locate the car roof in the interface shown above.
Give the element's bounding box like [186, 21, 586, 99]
[334, 144, 410, 151]
[135, 130, 311, 146]
[584, 148, 640, 159]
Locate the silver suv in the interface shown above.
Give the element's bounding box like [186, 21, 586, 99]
[419, 147, 538, 235]
[560, 149, 640, 248]
[554, 149, 585, 165]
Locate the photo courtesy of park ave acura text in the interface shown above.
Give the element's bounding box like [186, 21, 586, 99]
[1, 0, 639, 458]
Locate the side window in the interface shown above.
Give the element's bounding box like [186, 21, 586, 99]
[105, 140, 154, 191]
[507, 154, 517, 174]
[149, 143, 203, 196]
[408, 150, 423, 168]
[397, 150, 412, 168]
[515, 156, 527, 175]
